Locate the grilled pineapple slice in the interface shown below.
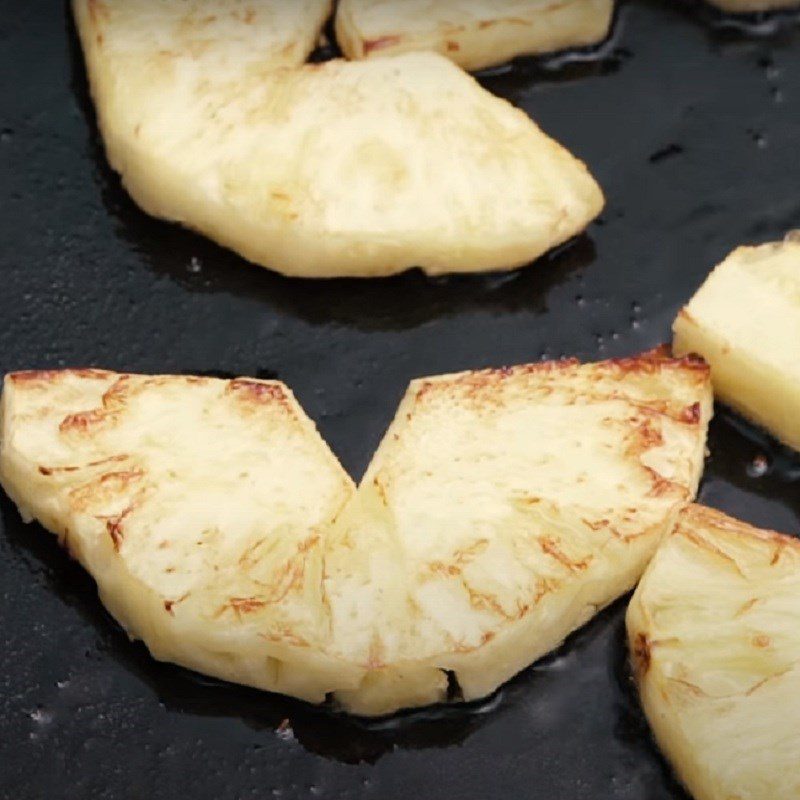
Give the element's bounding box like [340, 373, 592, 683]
[627, 505, 800, 800]
[336, 0, 615, 71]
[0, 369, 360, 703]
[73, 1, 604, 278]
[73, 0, 333, 73]
[326, 352, 712, 714]
[673, 237, 800, 452]
[707, 0, 798, 11]
[0, 353, 711, 715]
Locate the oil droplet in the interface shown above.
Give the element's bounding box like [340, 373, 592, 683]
[187, 256, 202, 274]
[747, 454, 769, 478]
[747, 129, 768, 149]
[0, 128, 13, 143]
[275, 718, 294, 742]
[30, 707, 54, 726]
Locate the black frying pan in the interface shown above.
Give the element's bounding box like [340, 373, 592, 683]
[1, 1, 799, 798]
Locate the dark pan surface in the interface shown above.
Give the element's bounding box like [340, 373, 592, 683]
[2, 1, 800, 798]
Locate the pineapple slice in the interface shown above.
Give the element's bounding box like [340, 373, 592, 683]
[0, 370, 360, 703]
[0, 352, 711, 715]
[327, 352, 712, 714]
[673, 237, 800, 452]
[706, 0, 798, 12]
[73, 1, 604, 278]
[336, 0, 615, 71]
[627, 504, 800, 800]
[73, 0, 334, 74]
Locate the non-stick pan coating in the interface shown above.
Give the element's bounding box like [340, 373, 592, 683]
[1, 1, 799, 798]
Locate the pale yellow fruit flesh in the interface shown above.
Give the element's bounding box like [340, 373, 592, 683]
[328, 353, 712, 714]
[673, 238, 800, 452]
[336, 0, 615, 71]
[0, 353, 711, 715]
[627, 504, 800, 800]
[0, 370, 360, 703]
[73, 0, 604, 279]
[707, 0, 799, 12]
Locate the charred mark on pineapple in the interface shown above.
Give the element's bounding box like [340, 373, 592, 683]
[9, 368, 110, 385]
[39, 464, 78, 476]
[735, 597, 761, 617]
[539, 536, 591, 572]
[372, 475, 390, 506]
[643, 466, 681, 499]
[60, 409, 108, 433]
[681, 402, 703, 424]
[106, 517, 124, 551]
[633, 632, 651, 675]
[226, 379, 288, 407]
[678, 527, 747, 578]
[745, 666, 792, 697]
[96, 501, 137, 552]
[363, 35, 402, 54]
[226, 596, 267, 615]
[259, 627, 310, 649]
[87, 0, 110, 26]
[635, 418, 664, 452]
[164, 593, 189, 616]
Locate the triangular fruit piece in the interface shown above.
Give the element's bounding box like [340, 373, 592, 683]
[628, 504, 800, 800]
[0, 369, 358, 703]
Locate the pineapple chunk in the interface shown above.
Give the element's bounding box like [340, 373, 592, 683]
[335, 0, 615, 71]
[0, 353, 711, 715]
[0, 370, 360, 703]
[327, 352, 712, 714]
[707, 0, 798, 11]
[73, 0, 334, 74]
[674, 237, 800, 452]
[73, 1, 604, 278]
[627, 504, 800, 800]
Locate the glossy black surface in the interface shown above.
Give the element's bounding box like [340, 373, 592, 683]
[2, 1, 800, 798]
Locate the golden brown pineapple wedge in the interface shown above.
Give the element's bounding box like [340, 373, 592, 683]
[706, 0, 798, 11]
[0, 370, 360, 703]
[673, 236, 800, 452]
[336, 0, 615, 71]
[325, 352, 712, 714]
[73, 1, 604, 278]
[0, 353, 711, 715]
[627, 505, 800, 800]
